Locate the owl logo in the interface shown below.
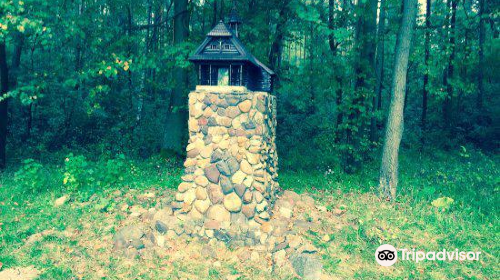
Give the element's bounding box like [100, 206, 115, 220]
[375, 244, 398, 266]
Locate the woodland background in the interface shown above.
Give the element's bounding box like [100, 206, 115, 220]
[0, 0, 498, 171]
[0, 0, 498, 278]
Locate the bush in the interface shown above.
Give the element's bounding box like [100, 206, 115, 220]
[98, 154, 131, 187]
[63, 153, 94, 191]
[63, 153, 132, 191]
[14, 159, 47, 193]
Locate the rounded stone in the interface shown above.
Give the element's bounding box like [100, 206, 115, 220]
[194, 199, 210, 213]
[240, 160, 254, 175]
[178, 182, 192, 193]
[184, 158, 197, 167]
[231, 170, 246, 185]
[184, 189, 197, 205]
[243, 190, 253, 203]
[226, 106, 241, 118]
[200, 146, 213, 158]
[204, 219, 221, 230]
[195, 176, 209, 187]
[175, 192, 185, 202]
[198, 117, 208, 126]
[204, 164, 220, 183]
[242, 203, 255, 218]
[195, 187, 208, 200]
[210, 149, 225, 163]
[188, 119, 199, 132]
[190, 208, 205, 220]
[220, 176, 234, 194]
[181, 174, 194, 182]
[223, 192, 242, 212]
[243, 176, 254, 188]
[216, 161, 232, 177]
[234, 184, 247, 198]
[227, 157, 240, 174]
[208, 184, 224, 204]
[238, 100, 252, 113]
[187, 148, 200, 158]
[247, 153, 260, 165]
[232, 118, 242, 129]
[207, 205, 231, 222]
[254, 191, 264, 203]
[219, 117, 232, 127]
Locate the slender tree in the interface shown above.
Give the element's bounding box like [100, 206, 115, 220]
[442, 0, 457, 128]
[328, 0, 344, 138]
[371, 0, 387, 142]
[344, 0, 378, 173]
[421, 0, 431, 137]
[379, 0, 417, 200]
[477, 0, 486, 109]
[163, 0, 190, 156]
[268, 0, 289, 81]
[0, 42, 8, 169]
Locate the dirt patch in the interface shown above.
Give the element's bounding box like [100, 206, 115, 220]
[0, 266, 41, 280]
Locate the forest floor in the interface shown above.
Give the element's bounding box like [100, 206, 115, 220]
[0, 149, 498, 279]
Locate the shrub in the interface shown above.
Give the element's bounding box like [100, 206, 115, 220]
[98, 154, 131, 187]
[14, 159, 47, 193]
[63, 153, 94, 191]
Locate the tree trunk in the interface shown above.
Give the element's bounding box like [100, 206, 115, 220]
[477, 0, 486, 109]
[328, 0, 338, 56]
[212, 0, 218, 27]
[344, 0, 377, 173]
[379, 0, 417, 200]
[371, 0, 387, 142]
[442, 0, 456, 129]
[163, 0, 189, 156]
[268, 1, 288, 82]
[328, 0, 343, 139]
[422, 0, 431, 137]
[0, 43, 9, 169]
[219, 0, 224, 23]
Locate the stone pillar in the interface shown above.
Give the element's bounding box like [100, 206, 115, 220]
[172, 86, 279, 231]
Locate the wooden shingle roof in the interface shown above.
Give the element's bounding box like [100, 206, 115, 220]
[207, 21, 233, 37]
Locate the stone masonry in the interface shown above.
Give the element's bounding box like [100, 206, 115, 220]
[172, 86, 279, 230]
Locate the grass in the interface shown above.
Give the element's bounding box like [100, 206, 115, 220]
[0, 148, 498, 279]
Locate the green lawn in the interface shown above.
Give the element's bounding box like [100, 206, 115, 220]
[0, 149, 498, 279]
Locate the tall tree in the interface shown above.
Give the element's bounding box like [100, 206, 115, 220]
[343, 0, 377, 173]
[379, 0, 417, 200]
[477, 0, 486, 109]
[421, 0, 431, 136]
[371, 0, 387, 142]
[0, 43, 8, 169]
[212, 0, 218, 27]
[268, 0, 289, 81]
[442, 0, 457, 128]
[163, 0, 189, 156]
[328, 0, 344, 137]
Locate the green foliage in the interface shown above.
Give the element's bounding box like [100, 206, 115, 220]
[14, 159, 47, 193]
[63, 153, 93, 191]
[63, 153, 133, 191]
[0, 151, 497, 279]
[431, 196, 455, 211]
[98, 154, 132, 187]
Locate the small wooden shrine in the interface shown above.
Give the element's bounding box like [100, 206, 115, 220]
[189, 11, 275, 92]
